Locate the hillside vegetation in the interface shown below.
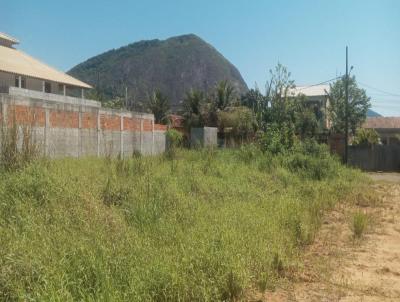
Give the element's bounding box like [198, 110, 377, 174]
[68, 34, 248, 110]
[0, 144, 370, 301]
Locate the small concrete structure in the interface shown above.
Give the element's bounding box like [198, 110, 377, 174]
[190, 127, 218, 148]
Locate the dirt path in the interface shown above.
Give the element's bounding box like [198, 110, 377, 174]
[260, 174, 400, 301]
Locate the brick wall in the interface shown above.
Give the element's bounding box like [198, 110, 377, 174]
[8, 105, 46, 127]
[0, 94, 167, 157]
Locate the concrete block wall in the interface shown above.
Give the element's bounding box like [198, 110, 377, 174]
[0, 94, 167, 158]
[190, 127, 218, 148]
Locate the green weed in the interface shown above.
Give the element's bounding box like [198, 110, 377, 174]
[352, 211, 369, 238]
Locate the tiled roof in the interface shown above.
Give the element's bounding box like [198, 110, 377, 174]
[363, 117, 400, 129]
[168, 114, 184, 128]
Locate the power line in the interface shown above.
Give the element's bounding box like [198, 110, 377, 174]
[297, 76, 341, 91]
[371, 103, 400, 108]
[368, 92, 399, 97]
[358, 81, 400, 97]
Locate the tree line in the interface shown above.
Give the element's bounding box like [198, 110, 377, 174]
[88, 63, 372, 150]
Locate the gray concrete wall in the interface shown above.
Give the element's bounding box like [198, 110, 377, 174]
[190, 127, 218, 148]
[0, 93, 166, 158]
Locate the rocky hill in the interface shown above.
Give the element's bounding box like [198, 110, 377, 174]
[68, 34, 248, 110]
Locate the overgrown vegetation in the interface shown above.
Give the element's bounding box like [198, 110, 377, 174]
[0, 144, 370, 301]
[327, 75, 371, 135]
[165, 129, 183, 159]
[0, 119, 39, 172]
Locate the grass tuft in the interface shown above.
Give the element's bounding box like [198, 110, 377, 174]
[352, 211, 369, 238]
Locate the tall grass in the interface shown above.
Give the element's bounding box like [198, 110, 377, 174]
[0, 144, 369, 301]
[352, 211, 369, 239]
[0, 110, 39, 172]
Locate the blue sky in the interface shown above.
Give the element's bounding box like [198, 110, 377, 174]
[2, 0, 400, 116]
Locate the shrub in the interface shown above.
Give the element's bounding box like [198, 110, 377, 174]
[217, 106, 256, 142]
[260, 123, 295, 154]
[282, 152, 336, 180]
[278, 140, 339, 180]
[353, 128, 380, 146]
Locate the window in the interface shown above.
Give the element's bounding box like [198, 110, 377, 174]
[58, 84, 64, 95]
[14, 76, 26, 88]
[44, 82, 51, 93]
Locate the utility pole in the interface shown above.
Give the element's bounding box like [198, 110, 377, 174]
[125, 86, 128, 109]
[344, 46, 349, 164]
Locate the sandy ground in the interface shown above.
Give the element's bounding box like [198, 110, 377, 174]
[253, 173, 400, 301]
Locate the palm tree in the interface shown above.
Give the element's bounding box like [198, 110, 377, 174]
[214, 80, 237, 110]
[182, 89, 206, 129]
[147, 90, 170, 124]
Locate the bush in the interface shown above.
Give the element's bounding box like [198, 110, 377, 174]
[353, 128, 380, 146]
[260, 123, 295, 154]
[217, 106, 256, 142]
[278, 140, 339, 180]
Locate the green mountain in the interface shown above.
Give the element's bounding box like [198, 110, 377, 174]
[68, 34, 248, 110]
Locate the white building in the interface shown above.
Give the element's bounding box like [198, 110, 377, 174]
[0, 32, 92, 103]
[289, 84, 331, 129]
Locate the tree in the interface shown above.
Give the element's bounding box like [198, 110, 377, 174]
[203, 80, 239, 127]
[327, 76, 371, 135]
[182, 89, 206, 130]
[264, 63, 296, 127]
[217, 106, 256, 142]
[214, 80, 238, 110]
[147, 90, 170, 124]
[256, 63, 297, 152]
[241, 87, 267, 130]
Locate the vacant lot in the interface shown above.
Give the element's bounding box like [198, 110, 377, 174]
[0, 146, 371, 301]
[261, 174, 400, 301]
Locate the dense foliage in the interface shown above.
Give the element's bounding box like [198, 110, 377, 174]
[328, 75, 371, 135]
[146, 90, 171, 124]
[352, 128, 380, 146]
[0, 147, 369, 301]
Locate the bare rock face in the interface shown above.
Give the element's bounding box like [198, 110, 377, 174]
[68, 34, 248, 110]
